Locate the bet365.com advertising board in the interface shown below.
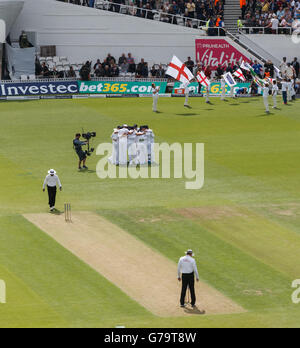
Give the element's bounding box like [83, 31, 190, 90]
[78, 81, 168, 95]
[173, 82, 251, 95]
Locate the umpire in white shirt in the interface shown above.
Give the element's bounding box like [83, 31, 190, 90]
[178, 249, 199, 307]
[43, 169, 62, 211]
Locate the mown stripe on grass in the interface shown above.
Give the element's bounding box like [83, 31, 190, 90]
[0, 215, 150, 327]
[98, 207, 293, 311]
[186, 206, 300, 279]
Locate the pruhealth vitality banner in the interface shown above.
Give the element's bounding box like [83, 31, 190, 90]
[195, 39, 251, 71]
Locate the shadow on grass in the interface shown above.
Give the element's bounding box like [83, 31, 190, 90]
[50, 209, 63, 216]
[77, 169, 96, 173]
[175, 113, 198, 116]
[183, 306, 206, 315]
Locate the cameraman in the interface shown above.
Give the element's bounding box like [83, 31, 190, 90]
[73, 133, 88, 170]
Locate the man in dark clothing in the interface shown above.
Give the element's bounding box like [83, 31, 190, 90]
[73, 133, 88, 170]
[292, 57, 299, 78]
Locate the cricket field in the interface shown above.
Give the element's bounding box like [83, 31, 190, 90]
[0, 96, 300, 328]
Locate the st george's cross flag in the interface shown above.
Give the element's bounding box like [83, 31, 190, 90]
[233, 68, 246, 82]
[166, 56, 194, 85]
[196, 71, 211, 87]
[223, 72, 237, 87]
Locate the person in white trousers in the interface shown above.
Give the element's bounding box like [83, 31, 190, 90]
[118, 125, 129, 166]
[184, 85, 190, 107]
[263, 84, 270, 114]
[152, 83, 160, 112]
[272, 80, 279, 109]
[108, 128, 119, 165]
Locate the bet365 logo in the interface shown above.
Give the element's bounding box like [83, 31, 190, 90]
[0, 20, 6, 43]
[0, 280, 6, 304]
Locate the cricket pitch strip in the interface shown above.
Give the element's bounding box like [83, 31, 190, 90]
[24, 211, 245, 317]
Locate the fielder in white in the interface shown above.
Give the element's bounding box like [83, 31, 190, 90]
[272, 80, 279, 109]
[136, 128, 148, 165]
[118, 125, 129, 166]
[108, 128, 119, 165]
[184, 85, 190, 107]
[263, 84, 270, 114]
[145, 126, 155, 164]
[128, 126, 137, 165]
[152, 83, 160, 112]
[221, 77, 226, 101]
[205, 83, 210, 103]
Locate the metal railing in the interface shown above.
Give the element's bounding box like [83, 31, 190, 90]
[239, 27, 293, 35]
[62, 0, 208, 29]
[0, 76, 168, 83]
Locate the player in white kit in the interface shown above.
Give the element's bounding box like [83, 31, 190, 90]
[108, 127, 120, 165]
[152, 83, 160, 112]
[263, 83, 270, 114]
[272, 80, 279, 109]
[136, 128, 148, 165]
[118, 125, 129, 166]
[127, 126, 138, 165]
[184, 85, 191, 107]
[221, 76, 226, 101]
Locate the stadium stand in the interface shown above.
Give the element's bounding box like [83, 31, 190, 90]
[57, 0, 225, 30]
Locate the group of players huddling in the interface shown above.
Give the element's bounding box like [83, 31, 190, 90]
[109, 125, 155, 166]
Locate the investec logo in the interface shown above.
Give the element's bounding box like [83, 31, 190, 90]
[96, 143, 204, 190]
[0, 19, 5, 43]
[0, 280, 6, 304]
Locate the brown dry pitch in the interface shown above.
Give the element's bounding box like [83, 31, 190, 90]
[24, 212, 245, 317]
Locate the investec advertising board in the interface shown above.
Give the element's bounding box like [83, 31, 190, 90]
[0, 81, 79, 96]
[0, 80, 167, 97]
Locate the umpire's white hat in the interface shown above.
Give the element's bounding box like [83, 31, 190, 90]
[48, 169, 56, 175]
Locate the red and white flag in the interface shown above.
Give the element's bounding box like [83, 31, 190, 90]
[166, 56, 194, 85]
[233, 68, 246, 82]
[196, 71, 211, 87]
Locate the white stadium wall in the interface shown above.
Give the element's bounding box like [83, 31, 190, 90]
[10, 0, 204, 65]
[246, 35, 300, 62]
[0, 0, 24, 34]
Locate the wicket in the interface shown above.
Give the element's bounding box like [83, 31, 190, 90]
[64, 203, 72, 222]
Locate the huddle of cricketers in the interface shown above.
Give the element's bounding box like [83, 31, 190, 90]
[109, 125, 155, 166]
[263, 79, 296, 114]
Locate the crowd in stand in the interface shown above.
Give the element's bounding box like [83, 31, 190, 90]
[58, 0, 224, 27]
[79, 53, 167, 79]
[35, 52, 167, 79]
[242, 0, 300, 32]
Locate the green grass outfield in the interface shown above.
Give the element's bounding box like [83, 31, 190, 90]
[0, 96, 300, 328]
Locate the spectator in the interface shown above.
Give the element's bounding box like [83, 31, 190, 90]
[186, 0, 196, 18]
[216, 64, 225, 79]
[41, 62, 51, 78]
[118, 53, 127, 65]
[280, 57, 288, 76]
[185, 57, 195, 73]
[292, 57, 300, 78]
[264, 60, 274, 78]
[127, 53, 136, 73]
[136, 58, 149, 77]
[19, 31, 33, 48]
[79, 61, 91, 81]
[103, 64, 112, 77]
[111, 63, 120, 77]
[252, 60, 263, 78]
[67, 66, 76, 78]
